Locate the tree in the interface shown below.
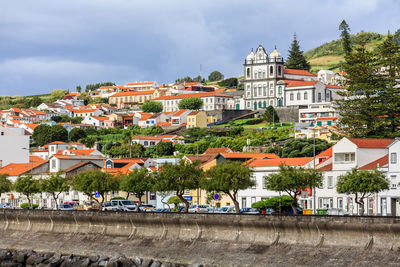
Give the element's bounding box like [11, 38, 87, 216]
[85, 82, 115, 93]
[155, 141, 174, 156]
[142, 101, 163, 113]
[49, 125, 68, 143]
[265, 165, 322, 214]
[337, 168, 388, 215]
[376, 33, 400, 136]
[76, 85, 82, 93]
[120, 167, 155, 209]
[50, 89, 68, 100]
[70, 117, 84, 124]
[0, 174, 11, 195]
[175, 76, 193, 83]
[155, 160, 203, 212]
[14, 175, 41, 209]
[217, 77, 238, 88]
[80, 136, 96, 148]
[335, 33, 385, 137]
[72, 170, 120, 204]
[263, 106, 280, 123]
[40, 172, 69, 209]
[203, 161, 254, 213]
[274, 138, 331, 158]
[178, 97, 203, 110]
[285, 33, 311, 71]
[32, 125, 52, 146]
[339, 20, 352, 55]
[394, 29, 400, 45]
[167, 196, 182, 211]
[208, 71, 224, 82]
[69, 128, 87, 142]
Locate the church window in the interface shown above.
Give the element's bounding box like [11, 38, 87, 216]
[290, 93, 294, 101]
[259, 101, 262, 108]
[297, 92, 301, 100]
[304, 92, 308, 100]
[263, 101, 267, 108]
[247, 68, 250, 77]
[278, 86, 282, 94]
[278, 66, 282, 76]
[270, 66, 273, 75]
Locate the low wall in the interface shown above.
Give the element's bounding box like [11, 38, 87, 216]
[1, 210, 400, 266]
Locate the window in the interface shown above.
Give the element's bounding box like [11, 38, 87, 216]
[258, 86, 262, 96]
[263, 71, 266, 78]
[247, 102, 250, 107]
[270, 90, 273, 96]
[319, 198, 333, 209]
[278, 66, 282, 76]
[263, 85, 267, 96]
[253, 87, 257, 97]
[144, 141, 148, 146]
[327, 176, 333, 188]
[263, 101, 267, 108]
[251, 176, 256, 189]
[304, 92, 308, 100]
[270, 100, 273, 105]
[278, 86, 282, 94]
[247, 68, 250, 77]
[337, 198, 343, 209]
[258, 102, 262, 108]
[270, 66, 273, 75]
[297, 92, 301, 100]
[251, 197, 256, 205]
[390, 175, 397, 189]
[242, 198, 247, 208]
[0, 132, 3, 136]
[51, 159, 56, 169]
[317, 92, 322, 102]
[255, 72, 258, 79]
[290, 93, 294, 101]
[391, 153, 397, 164]
[150, 141, 155, 146]
[334, 153, 355, 163]
[150, 192, 156, 200]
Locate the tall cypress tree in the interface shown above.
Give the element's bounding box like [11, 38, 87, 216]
[339, 20, 352, 55]
[285, 33, 311, 71]
[335, 32, 385, 137]
[376, 32, 400, 136]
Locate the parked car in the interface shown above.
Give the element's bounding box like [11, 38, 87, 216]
[215, 206, 236, 213]
[0, 203, 11, 209]
[139, 204, 154, 212]
[327, 208, 348, 216]
[188, 204, 209, 213]
[59, 204, 74, 211]
[110, 200, 137, 212]
[240, 208, 260, 214]
[102, 202, 117, 211]
[74, 201, 101, 211]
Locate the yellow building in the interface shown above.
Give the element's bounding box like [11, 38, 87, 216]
[187, 111, 208, 128]
[109, 90, 154, 108]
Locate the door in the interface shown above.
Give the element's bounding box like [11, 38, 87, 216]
[254, 102, 257, 110]
[391, 198, 396, 216]
[381, 198, 387, 216]
[236, 104, 240, 110]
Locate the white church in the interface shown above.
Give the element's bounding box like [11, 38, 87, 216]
[243, 45, 343, 111]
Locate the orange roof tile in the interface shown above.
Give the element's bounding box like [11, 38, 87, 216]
[46, 141, 68, 146]
[139, 116, 150, 121]
[172, 109, 188, 116]
[55, 149, 95, 156]
[0, 160, 47, 176]
[92, 116, 110, 121]
[247, 157, 313, 167]
[74, 109, 97, 114]
[220, 152, 280, 159]
[204, 148, 232, 154]
[23, 123, 39, 130]
[157, 122, 172, 127]
[315, 147, 333, 158]
[348, 138, 394, 148]
[284, 80, 319, 87]
[359, 155, 388, 170]
[181, 82, 200, 86]
[153, 92, 232, 101]
[315, 117, 338, 121]
[284, 69, 317, 76]
[325, 84, 343, 89]
[318, 163, 333, 171]
[125, 82, 155, 86]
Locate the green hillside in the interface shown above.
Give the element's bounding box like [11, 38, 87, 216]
[304, 32, 386, 72]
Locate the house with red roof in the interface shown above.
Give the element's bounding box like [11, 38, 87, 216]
[81, 116, 114, 128]
[314, 137, 400, 216]
[170, 109, 191, 126]
[73, 108, 103, 118]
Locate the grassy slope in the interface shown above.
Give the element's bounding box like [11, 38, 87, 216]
[304, 32, 386, 72]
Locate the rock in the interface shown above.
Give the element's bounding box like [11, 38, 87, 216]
[80, 258, 91, 267]
[133, 256, 142, 266]
[161, 263, 173, 267]
[141, 258, 153, 267]
[99, 260, 109, 267]
[189, 264, 204, 267]
[106, 260, 120, 267]
[89, 255, 100, 262]
[150, 261, 161, 267]
[14, 252, 27, 263]
[26, 255, 37, 265]
[120, 258, 135, 267]
[110, 252, 123, 260]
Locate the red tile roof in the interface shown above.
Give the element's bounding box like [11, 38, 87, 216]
[172, 109, 188, 116]
[348, 138, 394, 148]
[359, 155, 388, 170]
[325, 84, 343, 89]
[55, 149, 95, 156]
[125, 82, 155, 86]
[75, 109, 97, 114]
[154, 92, 232, 101]
[317, 163, 333, 171]
[157, 122, 172, 127]
[220, 152, 280, 159]
[111, 90, 154, 97]
[315, 147, 333, 158]
[139, 116, 150, 122]
[284, 69, 317, 76]
[92, 116, 109, 121]
[0, 158, 47, 176]
[247, 157, 313, 167]
[283, 80, 319, 87]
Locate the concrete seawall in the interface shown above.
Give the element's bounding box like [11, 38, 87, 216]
[1, 210, 400, 266]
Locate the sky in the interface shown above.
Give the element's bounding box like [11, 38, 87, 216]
[0, 0, 399, 96]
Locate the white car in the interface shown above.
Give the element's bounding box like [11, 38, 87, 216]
[215, 206, 236, 213]
[326, 208, 348, 216]
[188, 205, 209, 213]
[110, 200, 137, 212]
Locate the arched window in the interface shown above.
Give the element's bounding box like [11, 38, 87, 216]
[247, 68, 250, 77]
[144, 141, 148, 146]
[297, 92, 301, 100]
[278, 86, 282, 94]
[263, 101, 267, 108]
[253, 86, 257, 96]
[258, 71, 262, 78]
[258, 85, 262, 96]
[278, 66, 282, 76]
[270, 100, 273, 106]
[304, 92, 308, 100]
[259, 101, 262, 108]
[263, 71, 266, 78]
[263, 85, 267, 96]
[278, 99, 283, 106]
[270, 66, 273, 75]
[255, 72, 258, 79]
[290, 93, 294, 101]
[318, 92, 322, 102]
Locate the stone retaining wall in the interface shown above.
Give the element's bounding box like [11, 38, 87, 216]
[1, 210, 400, 266]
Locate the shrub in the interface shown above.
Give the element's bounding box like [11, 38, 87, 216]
[110, 197, 125, 200]
[20, 203, 39, 209]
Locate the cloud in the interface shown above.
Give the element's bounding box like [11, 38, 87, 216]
[0, 0, 398, 95]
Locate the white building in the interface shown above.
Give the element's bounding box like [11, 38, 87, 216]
[153, 92, 232, 112]
[0, 126, 29, 167]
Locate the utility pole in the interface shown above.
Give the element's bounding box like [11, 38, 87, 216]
[313, 128, 316, 214]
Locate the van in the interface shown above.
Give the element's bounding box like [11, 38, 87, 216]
[110, 200, 137, 212]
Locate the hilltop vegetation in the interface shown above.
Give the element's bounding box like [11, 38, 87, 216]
[304, 32, 387, 72]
